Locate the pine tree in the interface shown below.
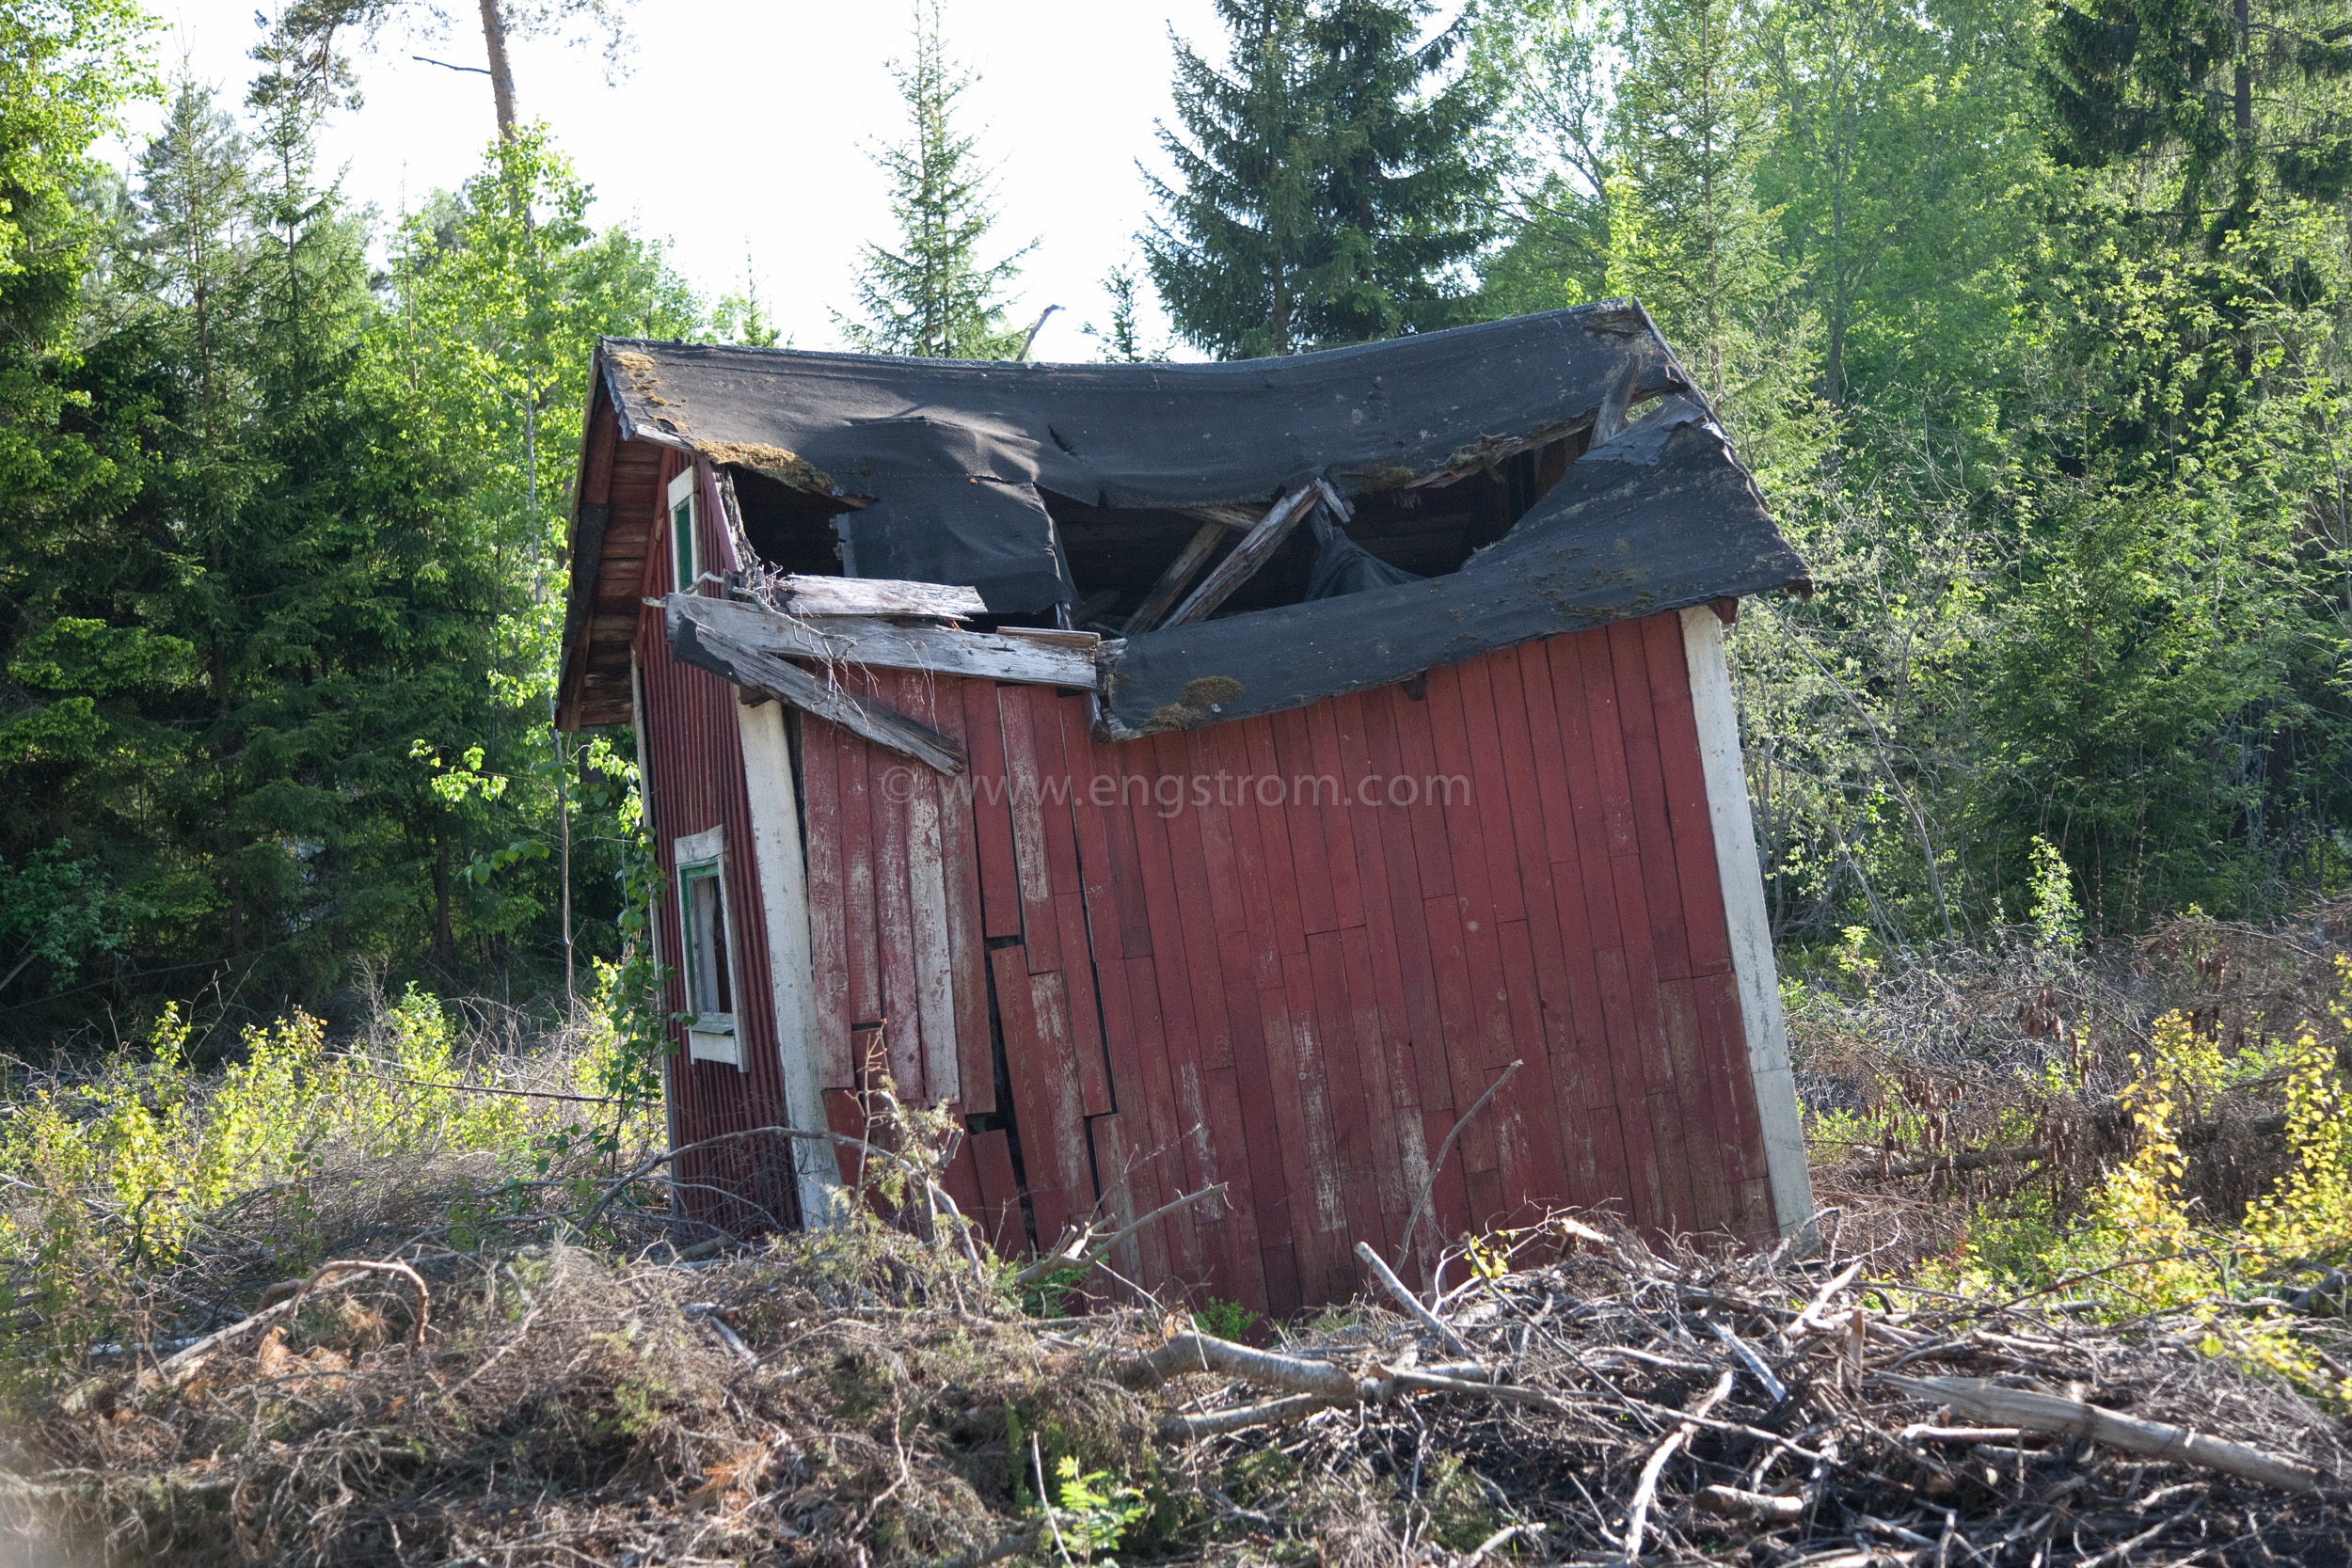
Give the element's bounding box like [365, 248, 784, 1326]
[837, 1, 1030, 359]
[1146, 0, 1498, 357]
[1081, 261, 1169, 361]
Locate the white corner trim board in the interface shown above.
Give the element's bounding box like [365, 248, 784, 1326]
[1680, 606, 1817, 1240]
[736, 698, 849, 1227]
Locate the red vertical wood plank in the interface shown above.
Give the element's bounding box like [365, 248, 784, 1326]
[1390, 682, 1457, 900]
[823, 1087, 868, 1189]
[1308, 932, 1385, 1283]
[800, 719, 854, 1088]
[991, 943, 1086, 1247]
[1089, 1113, 1159, 1287]
[839, 738, 882, 1028]
[1361, 691, 1452, 1111]
[1258, 965, 1342, 1301]
[996, 689, 1063, 973]
[1445, 657, 1527, 924]
[1026, 687, 1085, 896]
[1271, 709, 1340, 935]
[930, 683, 995, 1114]
[1609, 619, 1694, 982]
[1221, 970, 1295, 1307]
[1420, 1107, 1473, 1253]
[967, 1128, 1024, 1254]
[1423, 670, 1517, 1079]
[1303, 701, 1365, 929]
[1642, 613, 1735, 976]
[1422, 893, 1498, 1176]
[1119, 955, 1204, 1287]
[899, 673, 959, 1105]
[939, 1132, 985, 1234]
[1492, 919, 1571, 1212]
[1512, 641, 1583, 868]
[1063, 705, 1131, 962]
[1157, 732, 1239, 1070]
[1199, 1065, 1270, 1311]
[1340, 925, 1415, 1254]
[1591, 948, 1668, 1229]
[1698, 967, 1767, 1189]
[1056, 892, 1113, 1117]
[1239, 719, 1310, 954]
[1333, 693, 1426, 1117]
[1660, 977, 1733, 1235]
[962, 681, 1024, 939]
[870, 718, 926, 1099]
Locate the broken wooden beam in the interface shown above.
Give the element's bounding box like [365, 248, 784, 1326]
[1880, 1374, 2324, 1493]
[1174, 504, 1263, 531]
[768, 574, 986, 622]
[669, 594, 1099, 689]
[1166, 483, 1322, 627]
[668, 606, 967, 774]
[1122, 521, 1231, 636]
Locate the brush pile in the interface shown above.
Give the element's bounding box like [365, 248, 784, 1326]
[5, 1208, 2345, 1566]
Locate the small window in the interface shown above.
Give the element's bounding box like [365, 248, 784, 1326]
[674, 826, 743, 1069]
[669, 467, 700, 594]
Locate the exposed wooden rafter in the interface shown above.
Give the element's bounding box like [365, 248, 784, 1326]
[1121, 522, 1232, 637]
[1166, 483, 1325, 627]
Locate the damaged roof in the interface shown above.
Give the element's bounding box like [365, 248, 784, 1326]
[557, 300, 1809, 736]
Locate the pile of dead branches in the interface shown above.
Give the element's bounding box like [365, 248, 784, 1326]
[1098, 1222, 2351, 1565]
[11, 1204, 2344, 1566]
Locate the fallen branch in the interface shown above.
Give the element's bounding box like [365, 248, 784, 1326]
[1356, 1240, 1470, 1357]
[153, 1258, 430, 1388]
[1011, 1183, 1227, 1289]
[1696, 1484, 1805, 1521]
[1397, 1058, 1521, 1274]
[1623, 1370, 1734, 1560]
[1880, 1374, 2324, 1494]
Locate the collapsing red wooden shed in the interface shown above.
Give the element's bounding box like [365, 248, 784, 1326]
[555, 302, 1817, 1315]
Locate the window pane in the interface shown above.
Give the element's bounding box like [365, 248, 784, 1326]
[673, 497, 695, 592]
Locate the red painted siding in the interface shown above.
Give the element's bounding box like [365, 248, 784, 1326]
[777, 614, 1772, 1316]
[632, 451, 800, 1235]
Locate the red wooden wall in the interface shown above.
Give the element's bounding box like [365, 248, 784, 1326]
[634, 449, 803, 1235]
[795, 613, 1774, 1317]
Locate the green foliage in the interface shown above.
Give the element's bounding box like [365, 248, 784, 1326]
[1146, 0, 1499, 356]
[1052, 1454, 1150, 1562]
[2026, 836, 2083, 951]
[836, 0, 1031, 359]
[1191, 1294, 1261, 1340]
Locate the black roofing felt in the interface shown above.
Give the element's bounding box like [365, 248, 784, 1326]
[592, 301, 1808, 736]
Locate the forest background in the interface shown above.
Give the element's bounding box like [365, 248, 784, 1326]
[4, 0, 2350, 1059]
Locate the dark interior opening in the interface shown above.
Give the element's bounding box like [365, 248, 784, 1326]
[1043, 431, 1582, 633]
[729, 467, 847, 577]
[730, 427, 1586, 633]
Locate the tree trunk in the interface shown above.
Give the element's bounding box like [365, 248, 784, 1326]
[478, 0, 518, 138]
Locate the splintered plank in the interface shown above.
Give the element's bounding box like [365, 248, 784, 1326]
[839, 738, 882, 1029]
[871, 702, 926, 1098]
[1608, 619, 1694, 982]
[1056, 892, 1113, 1116]
[900, 673, 959, 1105]
[966, 1128, 1024, 1254]
[995, 687, 1062, 973]
[930, 681, 995, 1114]
[996, 947, 1094, 1246]
[800, 719, 854, 1088]
[961, 681, 1024, 940]
[1641, 612, 1734, 976]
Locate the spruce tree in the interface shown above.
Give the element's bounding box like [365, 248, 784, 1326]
[1146, 0, 1498, 357]
[837, 1, 1031, 359]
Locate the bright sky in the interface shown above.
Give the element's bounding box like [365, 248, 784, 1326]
[119, 0, 1252, 362]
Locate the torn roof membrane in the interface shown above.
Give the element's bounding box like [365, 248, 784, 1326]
[566, 300, 1809, 736]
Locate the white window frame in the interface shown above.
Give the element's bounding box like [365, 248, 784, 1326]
[673, 825, 745, 1069]
[668, 467, 700, 594]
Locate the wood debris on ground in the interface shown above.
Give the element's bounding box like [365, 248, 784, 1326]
[4, 1201, 2346, 1566]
